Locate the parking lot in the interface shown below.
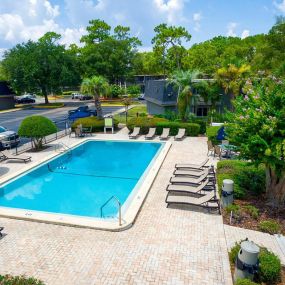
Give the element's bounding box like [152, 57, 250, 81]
[0, 102, 124, 146]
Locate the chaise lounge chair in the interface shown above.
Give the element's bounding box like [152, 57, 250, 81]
[129, 127, 140, 139]
[145, 128, 156, 140]
[0, 227, 4, 237]
[165, 191, 220, 213]
[170, 171, 211, 185]
[175, 158, 209, 171]
[1, 150, 31, 163]
[166, 178, 213, 195]
[160, 128, 170, 140]
[174, 167, 213, 178]
[174, 128, 186, 140]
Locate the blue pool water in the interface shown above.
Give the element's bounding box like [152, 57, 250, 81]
[0, 141, 163, 218]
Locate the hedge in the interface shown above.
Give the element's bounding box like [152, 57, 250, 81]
[217, 160, 265, 199]
[126, 117, 168, 134]
[206, 126, 221, 145]
[0, 275, 44, 285]
[72, 117, 119, 132]
[126, 117, 200, 136]
[156, 122, 200, 136]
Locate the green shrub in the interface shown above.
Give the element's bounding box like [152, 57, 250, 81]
[234, 278, 258, 285]
[206, 126, 221, 145]
[224, 204, 240, 215]
[0, 275, 45, 285]
[72, 117, 119, 132]
[126, 117, 168, 134]
[127, 85, 141, 95]
[243, 205, 259, 220]
[217, 160, 266, 199]
[156, 122, 200, 136]
[192, 119, 206, 134]
[109, 84, 124, 98]
[258, 220, 281, 235]
[18, 116, 57, 150]
[259, 248, 281, 283]
[229, 242, 241, 264]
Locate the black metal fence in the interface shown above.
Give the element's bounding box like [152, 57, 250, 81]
[12, 119, 71, 155]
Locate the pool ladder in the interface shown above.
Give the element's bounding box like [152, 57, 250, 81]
[100, 196, 122, 226]
[55, 142, 72, 155]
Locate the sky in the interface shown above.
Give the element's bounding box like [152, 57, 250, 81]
[0, 0, 284, 57]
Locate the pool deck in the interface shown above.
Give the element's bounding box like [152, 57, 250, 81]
[0, 130, 240, 284]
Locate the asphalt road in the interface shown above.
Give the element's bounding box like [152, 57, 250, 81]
[0, 101, 124, 146]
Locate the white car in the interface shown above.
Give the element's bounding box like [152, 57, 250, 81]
[0, 126, 20, 150]
[72, 93, 83, 99]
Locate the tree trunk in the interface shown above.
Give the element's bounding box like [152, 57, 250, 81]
[265, 166, 285, 209]
[94, 89, 103, 119]
[42, 86, 49, 104]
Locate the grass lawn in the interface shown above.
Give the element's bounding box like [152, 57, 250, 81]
[114, 104, 147, 124]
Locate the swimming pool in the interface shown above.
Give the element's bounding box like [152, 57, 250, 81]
[0, 140, 167, 228]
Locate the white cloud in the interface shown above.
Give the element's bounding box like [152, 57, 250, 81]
[227, 22, 238, 37]
[274, 0, 285, 12]
[241, 29, 250, 39]
[153, 0, 186, 24]
[193, 13, 202, 32]
[0, 0, 85, 47]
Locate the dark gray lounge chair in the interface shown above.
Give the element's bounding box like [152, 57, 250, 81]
[174, 168, 210, 178]
[165, 191, 220, 213]
[0, 227, 3, 237]
[166, 178, 212, 194]
[170, 170, 209, 185]
[1, 150, 31, 163]
[175, 158, 209, 171]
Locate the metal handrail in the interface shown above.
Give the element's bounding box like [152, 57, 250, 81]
[100, 195, 122, 226]
[55, 142, 72, 154]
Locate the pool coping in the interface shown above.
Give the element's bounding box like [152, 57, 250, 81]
[0, 137, 172, 231]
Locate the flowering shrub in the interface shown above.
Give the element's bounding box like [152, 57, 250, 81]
[226, 76, 285, 208]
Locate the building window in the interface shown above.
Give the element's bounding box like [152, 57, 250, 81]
[196, 107, 208, 117]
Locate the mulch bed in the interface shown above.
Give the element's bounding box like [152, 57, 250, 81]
[222, 194, 285, 235]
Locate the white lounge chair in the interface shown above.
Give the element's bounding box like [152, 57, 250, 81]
[1, 150, 31, 163]
[160, 128, 170, 140]
[129, 127, 140, 139]
[145, 128, 156, 140]
[170, 171, 209, 185]
[174, 128, 186, 140]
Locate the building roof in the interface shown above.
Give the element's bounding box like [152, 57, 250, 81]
[0, 81, 15, 96]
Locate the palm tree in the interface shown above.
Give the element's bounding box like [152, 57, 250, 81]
[168, 70, 200, 121]
[81, 75, 109, 119]
[215, 64, 250, 101]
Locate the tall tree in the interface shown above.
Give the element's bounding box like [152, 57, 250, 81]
[152, 24, 191, 73]
[2, 32, 80, 103]
[168, 70, 200, 121]
[80, 19, 141, 83]
[80, 75, 109, 119]
[227, 77, 285, 208]
[215, 64, 250, 108]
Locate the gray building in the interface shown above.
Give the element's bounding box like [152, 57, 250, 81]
[144, 79, 229, 117]
[0, 82, 15, 111]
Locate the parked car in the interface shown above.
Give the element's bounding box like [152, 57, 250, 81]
[79, 95, 93, 101]
[71, 93, 82, 99]
[15, 96, 36, 104]
[68, 106, 97, 121]
[138, 94, 145, 100]
[0, 126, 20, 150]
[22, 93, 36, 99]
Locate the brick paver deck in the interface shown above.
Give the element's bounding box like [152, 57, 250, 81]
[0, 135, 233, 285]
